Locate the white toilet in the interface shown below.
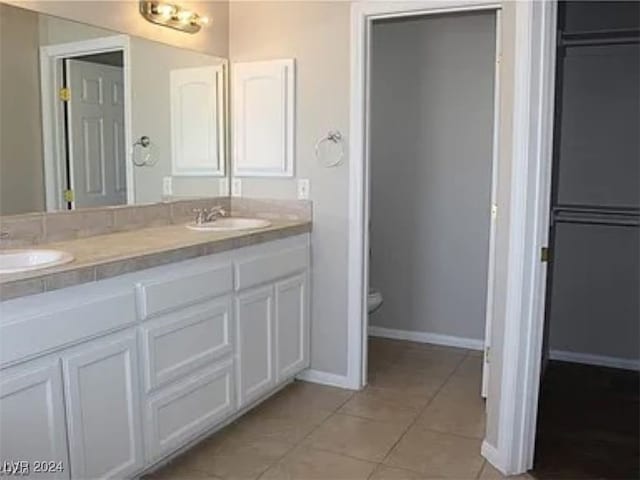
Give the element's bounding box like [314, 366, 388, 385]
[368, 288, 383, 314]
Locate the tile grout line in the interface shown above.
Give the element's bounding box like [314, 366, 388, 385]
[476, 460, 489, 480]
[255, 385, 357, 479]
[282, 345, 480, 479]
[370, 351, 470, 477]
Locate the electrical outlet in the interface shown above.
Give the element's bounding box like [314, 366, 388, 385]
[231, 178, 242, 197]
[162, 176, 173, 196]
[219, 179, 229, 196]
[297, 179, 310, 200]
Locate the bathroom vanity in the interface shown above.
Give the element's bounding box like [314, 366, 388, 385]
[0, 225, 310, 479]
[0, 3, 315, 478]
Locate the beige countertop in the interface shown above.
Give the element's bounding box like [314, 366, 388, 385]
[0, 219, 311, 300]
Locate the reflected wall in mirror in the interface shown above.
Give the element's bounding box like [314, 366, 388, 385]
[0, 3, 228, 215]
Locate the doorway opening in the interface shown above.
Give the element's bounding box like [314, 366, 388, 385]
[533, 1, 640, 478]
[40, 35, 133, 211]
[366, 7, 500, 393]
[357, 7, 500, 475]
[61, 51, 126, 210]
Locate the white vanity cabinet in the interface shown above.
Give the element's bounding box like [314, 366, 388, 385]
[0, 233, 311, 479]
[0, 359, 69, 479]
[236, 285, 276, 407]
[274, 274, 309, 381]
[136, 261, 236, 462]
[234, 242, 310, 408]
[62, 330, 144, 479]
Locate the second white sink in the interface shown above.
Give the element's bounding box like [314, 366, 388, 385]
[186, 217, 272, 232]
[0, 249, 74, 274]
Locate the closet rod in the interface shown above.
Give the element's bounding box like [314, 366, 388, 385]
[560, 36, 640, 47]
[554, 217, 639, 228]
[553, 205, 640, 217]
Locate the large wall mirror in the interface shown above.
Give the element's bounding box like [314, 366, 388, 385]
[0, 3, 228, 216]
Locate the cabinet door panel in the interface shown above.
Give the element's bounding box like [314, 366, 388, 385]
[170, 65, 225, 176]
[275, 274, 309, 381]
[63, 331, 143, 479]
[0, 360, 69, 479]
[141, 297, 233, 391]
[144, 360, 235, 461]
[235, 286, 275, 408]
[231, 59, 294, 177]
[136, 263, 233, 320]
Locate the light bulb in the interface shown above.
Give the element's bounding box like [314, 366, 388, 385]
[177, 9, 194, 24]
[198, 15, 210, 26]
[155, 3, 175, 19]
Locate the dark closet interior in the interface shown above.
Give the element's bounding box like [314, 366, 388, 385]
[534, 1, 640, 479]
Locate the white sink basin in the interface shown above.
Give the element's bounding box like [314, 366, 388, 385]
[0, 249, 74, 274]
[186, 217, 272, 232]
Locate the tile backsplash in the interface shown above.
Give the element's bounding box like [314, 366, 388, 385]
[0, 197, 311, 247]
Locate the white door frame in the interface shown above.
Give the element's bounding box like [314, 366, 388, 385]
[40, 35, 134, 211]
[348, 0, 557, 474]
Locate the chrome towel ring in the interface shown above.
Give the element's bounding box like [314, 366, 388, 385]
[315, 130, 344, 167]
[132, 135, 158, 167]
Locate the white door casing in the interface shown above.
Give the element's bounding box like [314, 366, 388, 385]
[482, 8, 503, 399]
[62, 330, 144, 479]
[66, 59, 127, 208]
[231, 59, 295, 177]
[170, 65, 226, 177]
[40, 35, 134, 211]
[349, 0, 556, 475]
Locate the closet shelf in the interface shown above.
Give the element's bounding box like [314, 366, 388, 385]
[559, 28, 640, 47]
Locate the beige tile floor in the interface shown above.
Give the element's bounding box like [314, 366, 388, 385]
[145, 338, 530, 480]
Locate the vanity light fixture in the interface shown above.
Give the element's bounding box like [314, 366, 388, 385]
[139, 1, 210, 34]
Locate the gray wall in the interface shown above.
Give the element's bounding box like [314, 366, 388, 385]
[548, 222, 640, 362]
[229, 1, 351, 375]
[369, 12, 496, 342]
[0, 4, 45, 215]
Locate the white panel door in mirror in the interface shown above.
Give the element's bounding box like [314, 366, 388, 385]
[232, 59, 295, 177]
[170, 65, 226, 176]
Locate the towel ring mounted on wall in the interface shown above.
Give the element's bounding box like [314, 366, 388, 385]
[132, 135, 158, 167]
[315, 130, 344, 168]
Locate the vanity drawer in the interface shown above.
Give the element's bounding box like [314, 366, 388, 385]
[235, 245, 309, 291]
[143, 359, 235, 462]
[140, 297, 233, 391]
[136, 262, 233, 319]
[0, 289, 136, 367]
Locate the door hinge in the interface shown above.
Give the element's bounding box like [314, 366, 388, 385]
[59, 87, 71, 102]
[63, 189, 74, 202]
[541, 246, 550, 263]
[484, 346, 491, 364]
[491, 204, 498, 220]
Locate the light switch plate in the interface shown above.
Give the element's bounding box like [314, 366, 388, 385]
[297, 179, 310, 200]
[219, 179, 229, 196]
[231, 178, 242, 197]
[162, 177, 173, 196]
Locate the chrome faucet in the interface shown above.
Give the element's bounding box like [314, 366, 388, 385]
[193, 206, 227, 225]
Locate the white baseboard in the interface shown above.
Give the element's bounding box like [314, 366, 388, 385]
[549, 350, 640, 371]
[368, 326, 484, 351]
[296, 369, 358, 390]
[481, 440, 507, 475]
